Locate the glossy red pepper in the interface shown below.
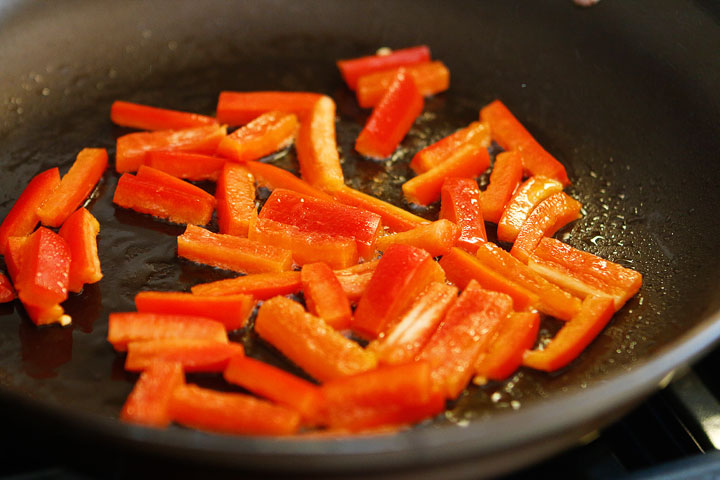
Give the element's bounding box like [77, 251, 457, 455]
[301, 262, 352, 330]
[216, 162, 257, 237]
[216, 91, 322, 126]
[481, 151, 524, 224]
[125, 339, 244, 373]
[14, 227, 70, 309]
[0, 272, 16, 303]
[439, 177, 487, 252]
[375, 219, 459, 257]
[190, 271, 302, 299]
[410, 121, 491, 174]
[145, 151, 225, 182]
[111, 100, 217, 131]
[216, 111, 298, 163]
[474, 311, 540, 382]
[356, 61, 450, 108]
[120, 361, 185, 428]
[332, 185, 428, 233]
[58, 207, 102, 293]
[337, 45, 431, 91]
[497, 176, 564, 243]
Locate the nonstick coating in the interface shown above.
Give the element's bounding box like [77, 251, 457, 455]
[0, 0, 719, 477]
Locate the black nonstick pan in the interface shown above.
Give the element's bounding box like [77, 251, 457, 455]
[0, 0, 719, 478]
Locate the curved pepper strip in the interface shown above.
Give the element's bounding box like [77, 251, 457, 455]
[296, 96, 345, 191]
[497, 175, 564, 243]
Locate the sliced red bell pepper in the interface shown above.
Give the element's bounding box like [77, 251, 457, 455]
[145, 150, 225, 182]
[496, 175, 564, 243]
[295, 95, 345, 191]
[439, 177, 487, 252]
[337, 45, 431, 91]
[4, 236, 28, 283]
[474, 311, 540, 382]
[217, 111, 298, 163]
[301, 262, 352, 330]
[134, 291, 256, 331]
[367, 281, 457, 366]
[177, 225, 293, 274]
[170, 383, 301, 435]
[0, 273, 15, 303]
[511, 192, 582, 264]
[523, 295, 615, 371]
[332, 185, 428, 233]
[481, 151, 524, 224]
[375, 219, 459, 257]
[409, 121, 491, 174]
[111, 100, 218, 131]
[125, 339, 244, 372]
[480, 99, 570, 185]
[475, 242, 581, 321]
[355, 68, 424, 159]
[216, 91, 323, 126]
[418, 280, 514, 399]
[244, 160, 334, 201]
[58, 207, 102, 293]
[438, 247, 538, 311]
[259, 188, 382, 261]
[190, 271, 301, 299]
[14, 227, 70, 309]
[333, 271, 374, 304]
[224, 355, 323, 422]
[402, 143, 490, 206]
[115, 124, 227, 173]
[352, 244, 445, 339]
[528, 237, 643, 311]
[136, 165, 215, 201]
[107, 312, 228, 352]
[254, 296, 377, 382]
[248, 217, 358, 269]
[120, 361, 185, 428]
[356, 61, 450, 108]
[216, 162, 257, 237]
[0, 167, 60, 255]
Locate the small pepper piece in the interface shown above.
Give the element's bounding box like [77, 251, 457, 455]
[481, 151, 524, 224]
[497, 176, 564, 243]
[474, 311, 540, 382]
[190, 271, 301, 299]
[356, 61, 450, 108]
[375, 219, 459, 257]
[301, 262, 353, 330]
[4, 236, 28, 282]
[244, 161, 335, 201]
[255, 296, 377, 382]
[58, 207, 103, 293]
[216, 111, 298, 163]
[145, 151, 225, 182]
[332, 185, 428, 233]
[216, 91, 323, 126]
[480, 99, 570, 185]
[125, 339, 244, 372]
[295, 96, 345, 191]
[14, 227, 70, 309]
[410, 121, 491, 174]
[0, 168, 60, 255]
[439, 177, 487, 252]
[0, 272, 16, 303]
[111, 100, 218, 131]
[523, 295, 615, 371]
[134, 291, 256, 331]
[355, 68, 424, 159]
[120, 361, 185, 428]
[337, 45, 431, 91]
[216, 163, 257, 237]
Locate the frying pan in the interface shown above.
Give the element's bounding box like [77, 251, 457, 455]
[1, 0, 719, 477]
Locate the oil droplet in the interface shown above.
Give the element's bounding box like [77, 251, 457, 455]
[168, 41, 178, 51]
[41, 88, 50, 96]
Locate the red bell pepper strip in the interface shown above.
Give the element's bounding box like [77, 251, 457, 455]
[334, 271, 374, 304]
[481, 151, 524, 224]
[254, 296, 377, 382]
[418, 280, 514, 399]
[496, 176, 564, 243]
[296, 95, 345, 191]
[352, 244, 445, 339]
[475, 242, 581, 321]
[474, 311, 540, 382]
[409, 121, 491, 174]
[120, 361, 185, 428]
[367, 282, 457, 366]
[356, 61, 450, 108]
[301, 262, 352, 330]
[115, 124, 227, 173]
[216, 162, 257, 237]
[375, 219, 459, 257]
[331, 185, 428, 233]
[145, 151, 225, 182]
[4, 236, 28, 283]
[107, 312, 228, 352]
[355, 68, 424, 159]
[523, 295, 615, 371]
[511, 192, 582, 264]
[259, 188, 382, 261]
[125, 339, 244, 373]
[134, 291, 256, 331]
[135, 165, 215, 203]
[111, 100, 218, 131]
[58, 207, 102, 293]
[224, 355, 323, 422]
[216, 91, 323, 126]
[170, 383, 301, 435]
[36, 148, 108, 228]
[217, 111, 298, 163]
[190, 271, 301, 299]
[439, 177, 487, 252]
[244, 160, 334, 201]
[0, 273, 15, 303]
[527, 237, 643, 311]
[177, 225, 293, 274]
[402, 143, 491, 206]
[337, 45, 431, 91]
[14, 227, 70, 309]
[0, 167, 60, 255]
[480, 100, 570, 185]
[438, 247, 538, 311]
